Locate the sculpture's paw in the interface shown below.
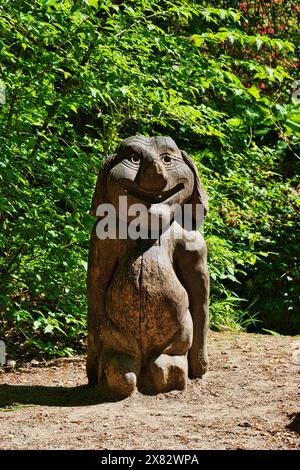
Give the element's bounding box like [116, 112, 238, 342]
[141, 354, 188, 394]
[102, 352, 139, 399]
[106, 368, 137, 398]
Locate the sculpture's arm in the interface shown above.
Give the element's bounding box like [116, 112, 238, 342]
[87, 221, 119, 384]
[174, 234, 209, 378]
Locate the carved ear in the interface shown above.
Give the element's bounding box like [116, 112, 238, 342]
[180, 150, 208, 224]
[90, 154, 118, 216]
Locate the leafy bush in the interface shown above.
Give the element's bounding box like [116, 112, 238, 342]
[0, 0, 299, 357]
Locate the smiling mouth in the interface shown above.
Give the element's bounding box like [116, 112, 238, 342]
[122, 182, 185, 203]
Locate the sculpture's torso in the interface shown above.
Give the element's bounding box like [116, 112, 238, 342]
[105, 238, 190, 361]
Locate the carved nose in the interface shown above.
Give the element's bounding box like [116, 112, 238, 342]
[138, 160, 167, 191]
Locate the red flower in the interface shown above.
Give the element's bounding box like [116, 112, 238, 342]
[258, 83, 266, 89]
[268, 28, 275, 34]
[239, 2, 248, 11]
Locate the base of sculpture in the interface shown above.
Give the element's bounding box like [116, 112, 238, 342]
[88, 340, 208, 397]
[93, 352, 191, 398]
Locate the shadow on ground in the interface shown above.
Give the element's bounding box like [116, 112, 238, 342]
[287, 412, 300, 435]
[0, 384, 120, 408]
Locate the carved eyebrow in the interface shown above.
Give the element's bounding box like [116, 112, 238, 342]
[122, 145, 159, 160]
[159, 152, 183, 161]
[122, 145, 143, 156]
[160, 146, 177, 152]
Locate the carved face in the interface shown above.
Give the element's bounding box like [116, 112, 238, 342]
[91, 135, 208, 229]
[107, 136, 194, 211]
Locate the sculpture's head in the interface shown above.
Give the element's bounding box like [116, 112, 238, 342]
[90, 136, 208, 230]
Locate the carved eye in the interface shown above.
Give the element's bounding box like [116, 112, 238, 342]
[161, 154, 172, 164]
[130, 155, 140, 164]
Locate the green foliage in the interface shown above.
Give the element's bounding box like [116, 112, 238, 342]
[0, 0, 299, 357]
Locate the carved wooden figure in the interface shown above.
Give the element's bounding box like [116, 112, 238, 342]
[87, 136, 209, 397]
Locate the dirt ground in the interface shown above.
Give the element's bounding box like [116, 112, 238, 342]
[0, 331, 299, 450]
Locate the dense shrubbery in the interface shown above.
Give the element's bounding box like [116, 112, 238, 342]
[0, 0, 299, 357]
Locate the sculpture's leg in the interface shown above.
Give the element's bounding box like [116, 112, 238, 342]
[142, 354, 188, 394]
[188, 292, 209, 379]
[100, 348, 141, 398]
[188, 343, 208, 378]
[174, 237, 210, 379]
[141, 314, 192, 394]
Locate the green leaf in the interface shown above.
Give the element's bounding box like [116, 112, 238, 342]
[190, 35, 205, 47]
[261, 329, 281, 337]
[247, 86, 260, 100]
[227, 118, 243, 127]
[33, 321, 41, 330]
[44, 325, 54, 334]
[80, 260, 88, 271]
[85, 0, 98, 8]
